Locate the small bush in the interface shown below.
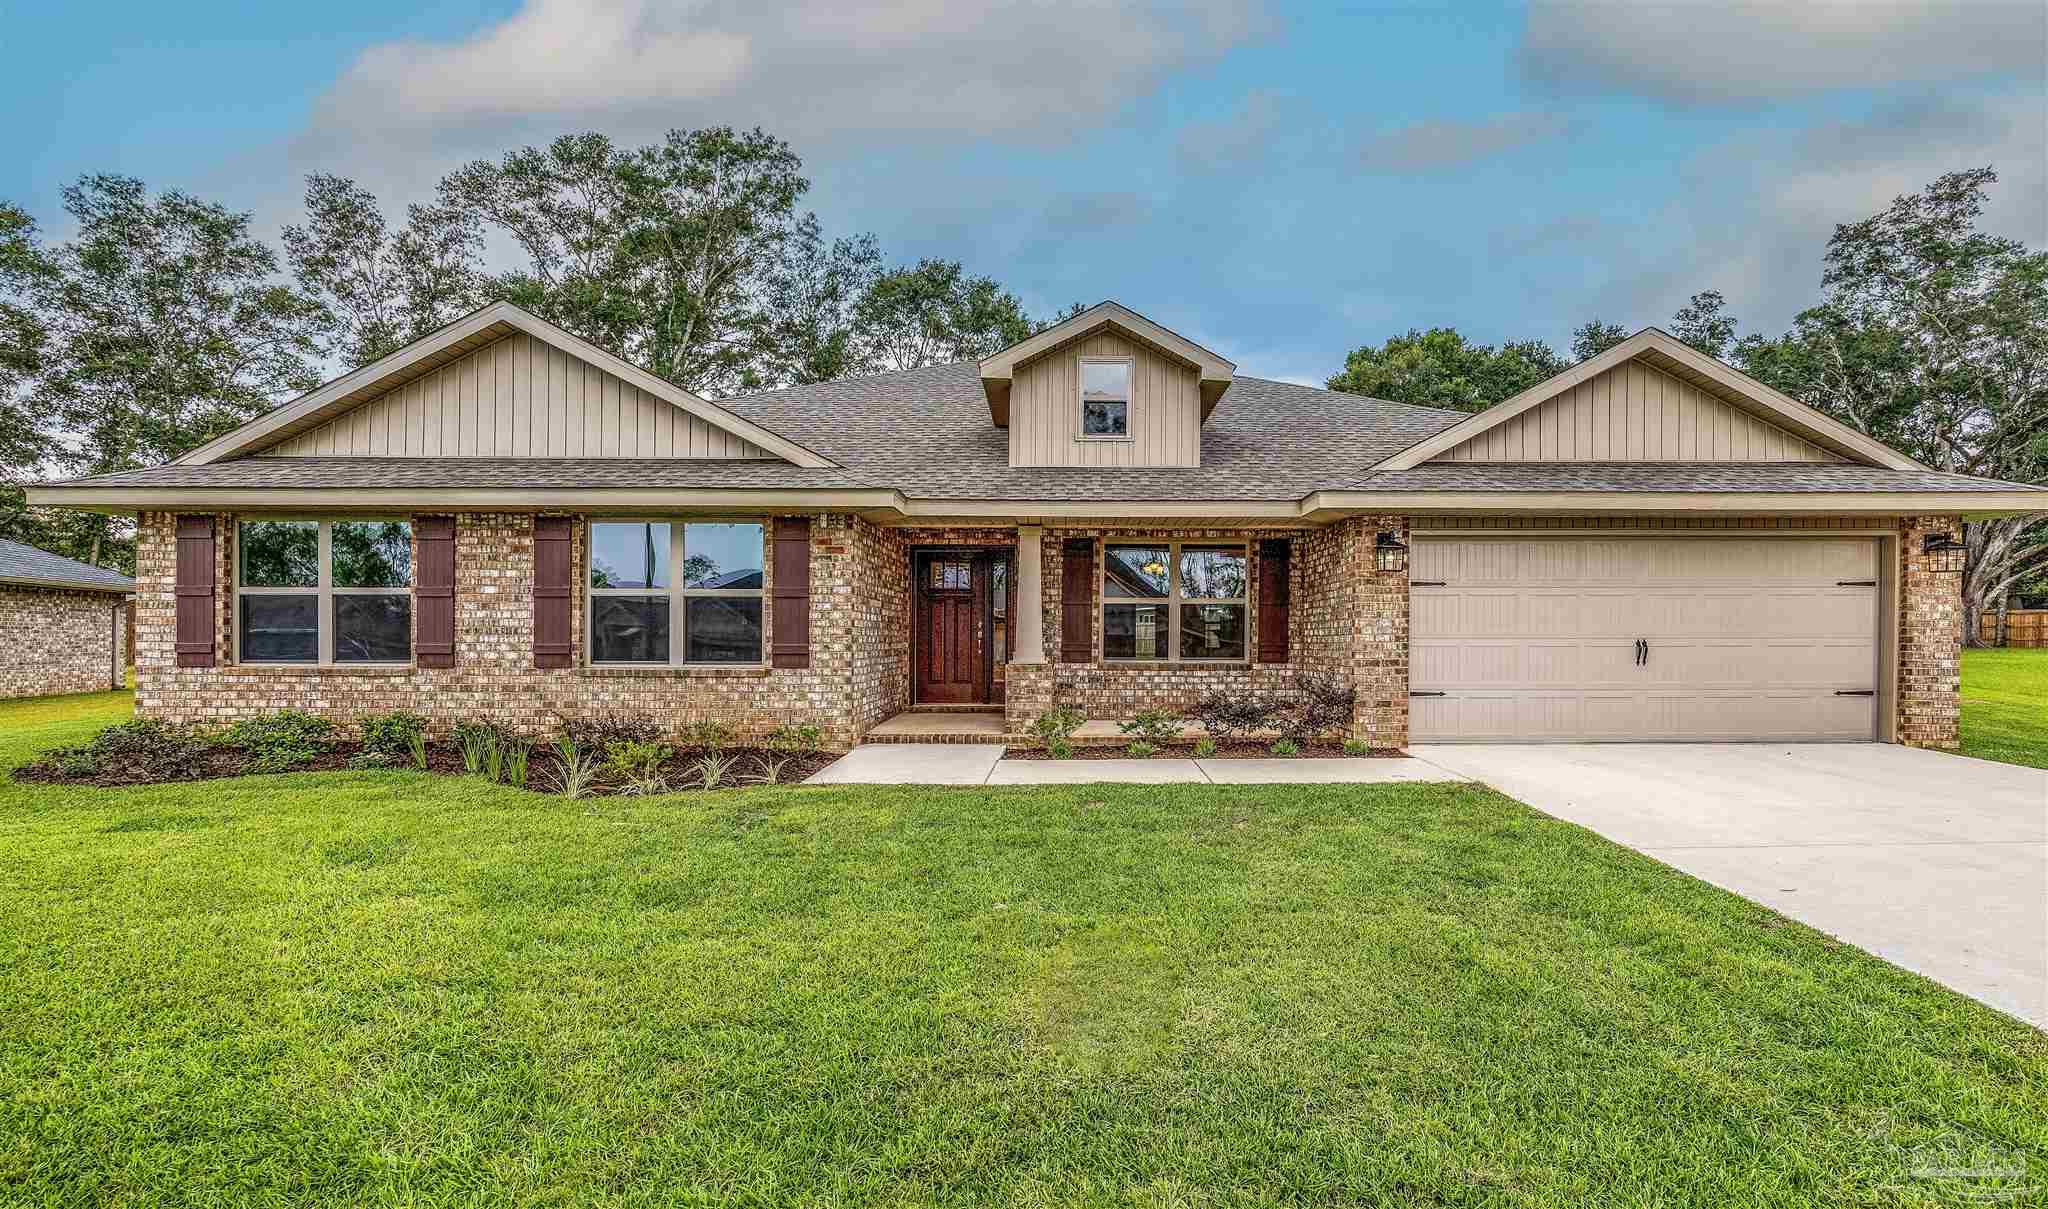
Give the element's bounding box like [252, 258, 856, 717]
[1125, 740, 1158, 758]
[407, 730, 429, 770]
[454, 723, 501, 776]
[765, 723, 822, 755]
[1269, 738, 1300, 757]
[548, 735, 599, 799]
[226, 711, 334, 774]
[1193, 738, 1218, 759]
[502, 739, 532, 788]
[1118, 710, 1180, 746]
[744, 754, 788, 785]
[676, 721, 735, 754]
[1192, 690, 1273, 741]
[1029, 706, 1086, 746]
[1342, 738, 1371, 757]
[1046, 737, 1074, 760]
[693, 750, 737, 790]
[605, 740, 673, 795]
[35, 720, 217, 782]
[562, 714, 661, 754]
[1281, 673, 1356, 745]
[358, 711, 427, 761]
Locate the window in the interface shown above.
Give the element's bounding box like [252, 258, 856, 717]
[1102, 541, 1246, 662]
[238, 519, 413, 664]
[1079, 357, 1130, 438]
[588, 521, 765, 665]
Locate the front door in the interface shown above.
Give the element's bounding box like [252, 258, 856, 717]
[913, 550, 1014, 705]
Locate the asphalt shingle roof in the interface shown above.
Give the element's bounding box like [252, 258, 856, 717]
[1352, 463, 2048, 493]
[51, 458, 876, 492]
[0, 537, 134, 592]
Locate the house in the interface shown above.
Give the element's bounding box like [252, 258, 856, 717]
[27, 300, 2044, 748]
[0, 537, 133, 699]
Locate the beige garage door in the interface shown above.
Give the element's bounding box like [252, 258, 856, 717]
[1410, 537, 1879, 741]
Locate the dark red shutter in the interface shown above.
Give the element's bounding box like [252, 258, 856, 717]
[174, 515, 216, 667]
[532, 516, 573, 669]
[1060, 538, 1094, 663]
[771, 517, 812, 669]
[414, 516, 456, 668]
[1257, 538, 1291, 664]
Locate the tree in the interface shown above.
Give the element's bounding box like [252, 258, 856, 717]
[35, 175, 326, 568]
[852, 259, 1036, 372]
[1325, 327, 1566, 413]
[758, 218, 882, 385]
[1570, 319, 1628, 362]
[1737, 167, 2048, 642]
[0, 203, 58, 548]
[283, 173, 482, 367]
[1670, 289, 1738, 358]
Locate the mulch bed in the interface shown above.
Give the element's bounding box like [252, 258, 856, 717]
[1005, 741, 1402, 760]
[16, 742, 840, 795]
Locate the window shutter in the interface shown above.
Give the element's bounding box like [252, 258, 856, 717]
[771, 517, 812, 669]
[1257, 538, 1291, 663]
[1060, 538, 1094, 663]
[532, 516, 573, 669]
[174, 515, 216, 668]
[414, 515, 456, 668]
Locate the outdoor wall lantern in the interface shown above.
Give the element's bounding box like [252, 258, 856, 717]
[1922, 531, 1967, 575]
[1374, 531, 1409, 574]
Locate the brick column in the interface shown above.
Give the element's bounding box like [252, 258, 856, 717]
[1298, 513, 1410, 749]
[1897, 514, 1963, 750]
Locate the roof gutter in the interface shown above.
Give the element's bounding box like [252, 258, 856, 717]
[1303, 489, 2048, 522]
[25, 484, 907, 515]
[0, 574, 134, 595]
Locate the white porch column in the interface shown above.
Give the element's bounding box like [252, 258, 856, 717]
[1013, 524, 1044, 663]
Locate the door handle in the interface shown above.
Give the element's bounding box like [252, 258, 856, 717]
[1633, 639, 1648, 667]
[1641, 639, 1649, 666]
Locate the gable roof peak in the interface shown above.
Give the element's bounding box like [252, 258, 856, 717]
[976, 300, 1236, 426]
[175, 300, 836, 469]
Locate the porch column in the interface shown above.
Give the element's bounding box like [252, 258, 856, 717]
[1013, 525, 1044, 663]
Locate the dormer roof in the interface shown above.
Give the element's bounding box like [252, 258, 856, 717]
[977, 301, 1235, 426]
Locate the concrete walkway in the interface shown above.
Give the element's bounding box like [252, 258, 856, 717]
[1412, 743, 2048, 1028]
[807, 744, 1469, 787]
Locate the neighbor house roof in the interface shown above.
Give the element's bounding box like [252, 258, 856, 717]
[0, 538, 134, 594]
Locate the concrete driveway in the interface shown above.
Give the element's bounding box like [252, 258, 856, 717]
[1410, 743, 2048, 1028]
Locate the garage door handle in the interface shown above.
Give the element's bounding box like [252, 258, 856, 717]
[1834, 689, 1875, 696]
[1836, 579, 1877, 587]
[1410, 580, 1446, 587]
[1409, 691, 1446, 697]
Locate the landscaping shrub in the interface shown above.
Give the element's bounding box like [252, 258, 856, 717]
[1270, 738, 1300, 757]
[1192, 690, 1273, 741]
[1343, 738, 1371, 757]
[454, 723, 505, 777]
[1281, 673, 1356, 744]
[226, 711, 335, 774]
[357, 711, 428, 761]
[676, 721, 735, 754]
[1029, 706, 1085, 746]
[548, 735, 600, 799]
[745, 754, 788, 785]
[1126, 740, 1158, 758]
[1046, 738, 1074, 760]
[32, 719, 218, 783]
[1118, 710, 1181, 746]
[562, 714, 661, 753]
[765, 723, 822, 755]
[693, 750, 737, 790]
[1193, 738, 1218, 759]
[605, 740, 673, 796]
[502, 739, 532, 788]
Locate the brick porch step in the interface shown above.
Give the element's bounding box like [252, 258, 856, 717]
[863, 711, 1031, 745]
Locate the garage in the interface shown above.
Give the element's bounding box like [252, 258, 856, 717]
[1409, 536, 1882, 741]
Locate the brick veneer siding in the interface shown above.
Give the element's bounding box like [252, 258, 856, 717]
[132, 510, 900, 747]
[0, 584, 125, 699]
[1896, 513, 1963, 750]
[1001, 521, 1409, 746]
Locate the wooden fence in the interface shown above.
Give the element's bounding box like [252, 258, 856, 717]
[1978, 609, 2048, 648]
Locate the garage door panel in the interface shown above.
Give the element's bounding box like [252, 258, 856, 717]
[1410, 537, 1878, 742]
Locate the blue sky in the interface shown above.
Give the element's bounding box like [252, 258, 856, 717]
[6, 0, 2042, 386]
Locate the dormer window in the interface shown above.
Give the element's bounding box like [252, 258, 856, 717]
[1079, 358, 1131, 439]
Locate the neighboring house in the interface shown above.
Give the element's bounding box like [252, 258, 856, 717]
[0, 538, 134, 699]
[27, 300, 2044, 748]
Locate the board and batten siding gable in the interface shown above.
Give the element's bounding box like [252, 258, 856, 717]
[1431, 359, 1845, 464]
[258, 333, 776, 459]
[1008, 331, 1201, 468]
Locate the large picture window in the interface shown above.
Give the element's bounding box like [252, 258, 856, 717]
[238, 519, 413, 664]
[588, 521, 765, 665]
[1101, 541, 1247, 662]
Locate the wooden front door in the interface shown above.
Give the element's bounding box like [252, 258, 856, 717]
[916, 552, 984, 703]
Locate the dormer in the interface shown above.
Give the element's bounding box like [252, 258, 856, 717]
[980, 301, 1234, 468]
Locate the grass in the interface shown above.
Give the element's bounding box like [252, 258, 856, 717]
[1959, 647, 2048, 769]
[1, 691, 2045, 1205]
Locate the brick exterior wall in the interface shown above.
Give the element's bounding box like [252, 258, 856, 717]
[1896, 513, 1964, 750]
[133, 510, 901, 748]
[0, 584, 125, 699]
[1295, 514, 1409, 746]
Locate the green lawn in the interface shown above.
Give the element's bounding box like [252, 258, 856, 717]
[2, 692, 2044, 1206]
[1960, 647, 2048, 769]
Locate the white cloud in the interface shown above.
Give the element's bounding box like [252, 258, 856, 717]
[1521, 0, 2045, 106]
[299, 0, 1268, 163]
[1573, 91, 2047, 339]
[1356, 111, 1570, 173]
